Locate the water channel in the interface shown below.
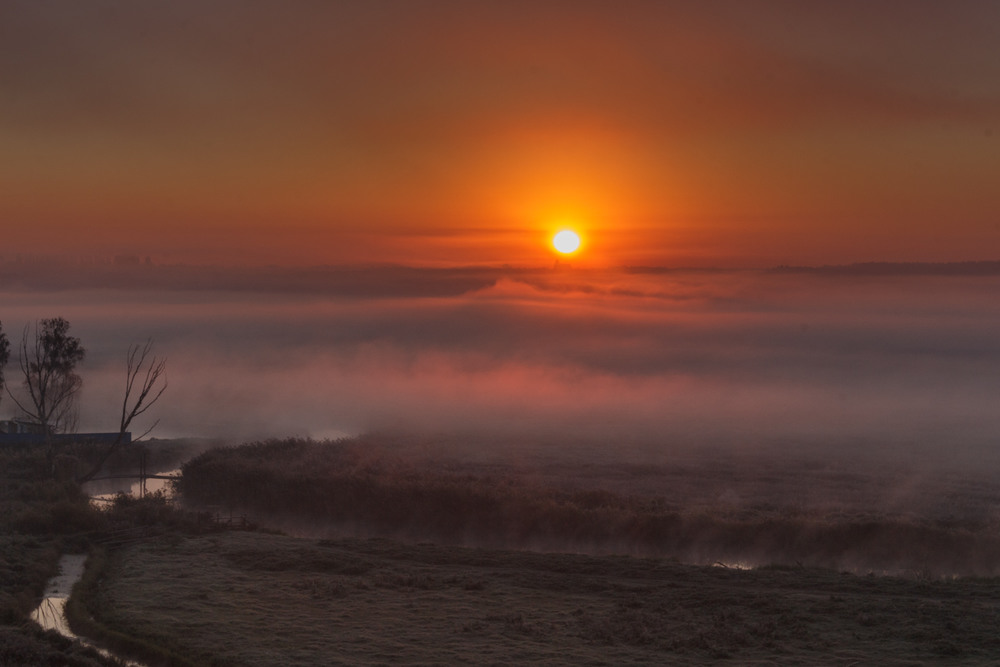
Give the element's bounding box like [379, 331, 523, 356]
[82, 468, 180, 502]
[32, 460, 183, 663]
[31, 554, 146, 666]
[30, 554, 87, 639]
[30, 441, 214, 662]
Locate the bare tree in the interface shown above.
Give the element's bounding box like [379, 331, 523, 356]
[117, 340, 167, 440]
[78, 340, 167, 483]
[7, 318, 85, 435]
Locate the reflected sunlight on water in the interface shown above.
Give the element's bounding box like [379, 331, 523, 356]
[83, 469, 180, 503]
[711, 560, 754, 571]
[30, 554, 146, 666]
[30, 554, 86, 637]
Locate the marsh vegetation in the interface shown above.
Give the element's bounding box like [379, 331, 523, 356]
[179, 436, 1000, 576]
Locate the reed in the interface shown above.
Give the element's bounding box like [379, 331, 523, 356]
[179, 437, 1000, 575]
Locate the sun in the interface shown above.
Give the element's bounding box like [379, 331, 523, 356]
[552, 229, 581, 254]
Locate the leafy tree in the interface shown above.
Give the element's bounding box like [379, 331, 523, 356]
[0, 321, 9, 407]
[8, 317, 85, 435]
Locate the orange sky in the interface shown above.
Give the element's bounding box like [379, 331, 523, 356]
[2, 2, 999, 267]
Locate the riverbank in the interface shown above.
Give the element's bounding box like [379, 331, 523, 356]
[0, 439, 217, 665]
[0, 444, 120, 665]
[30, 552, 153, 666]
[93, 530, 1000, 665]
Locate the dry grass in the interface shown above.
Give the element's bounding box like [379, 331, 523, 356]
[93, 531, 1000, 665]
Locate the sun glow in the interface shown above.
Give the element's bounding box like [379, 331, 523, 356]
[552, 230, 581, 254]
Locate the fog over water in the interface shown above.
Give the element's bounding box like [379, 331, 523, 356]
[3, 264, 1000, 468]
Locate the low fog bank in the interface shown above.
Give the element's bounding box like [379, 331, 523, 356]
[7, 265, 1000, 572]
[2, 266, 1000, 473]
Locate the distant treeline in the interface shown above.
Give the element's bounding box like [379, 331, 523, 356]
[0, 261, 520, 298]
[10, 259, 1000, 297]
[178, 438, 1000, 576]
[769, 261, 1000, 276]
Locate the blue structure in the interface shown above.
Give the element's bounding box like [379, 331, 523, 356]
[0, 420, 129, 446]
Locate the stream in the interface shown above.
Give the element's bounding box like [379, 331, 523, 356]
[31, 554, 147, 666]
[30, 554, 86, 639]
[30, 441, 212, 663]
[82, 468, 181, 502]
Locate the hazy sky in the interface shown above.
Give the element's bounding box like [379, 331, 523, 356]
[3, 2, 999, 266]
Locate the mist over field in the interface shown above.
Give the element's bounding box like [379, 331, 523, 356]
[3, 262, 1000, 469]
[7, 261, 1000, 578]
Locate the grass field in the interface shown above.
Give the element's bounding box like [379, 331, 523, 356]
[94, 531, 1000, 665]
[6, 435, 1000, 665]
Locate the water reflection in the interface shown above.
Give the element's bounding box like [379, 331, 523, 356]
[711, 561, 754, 571]
[30, 554, 86, 638]
[31, 554, 147, 666]
[83, 469, 180, 502]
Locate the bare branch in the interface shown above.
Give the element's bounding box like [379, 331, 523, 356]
[134, 418, 161, 443]
[78, 339, 167, 483]
[119, 341, 167, 434]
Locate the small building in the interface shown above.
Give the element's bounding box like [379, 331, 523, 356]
[0, 420, 130, 446]
[0, 419, 45, 435]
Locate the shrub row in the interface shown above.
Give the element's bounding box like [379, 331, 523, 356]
[178, 438, 1000, 575]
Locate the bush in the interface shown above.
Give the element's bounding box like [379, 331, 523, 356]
[13, 500, 101, 535]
